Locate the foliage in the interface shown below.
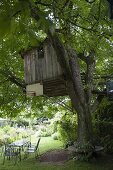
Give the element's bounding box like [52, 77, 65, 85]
[94, 102, 113, 138]
[57, 113, 77, 144]
[0, 129, 5, 146]
[0, 124, 32, 146]
[15, 119, 29, 127]
[0, 139, 4, 146]
[93, 102, 113, 153]
[0, 0, 113, 118]
[0, 125, 16, 144]
[52, 132, 59, 140]
[39, 131, 51, 137]
[94, 121, 113, 139]
[101, 135, 113, 154]
[95, 101, 113, 121]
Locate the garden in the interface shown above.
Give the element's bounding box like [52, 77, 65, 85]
[1, 0, 113, 169]
[0, 136, 113, 170]
[0, 103, 113, 170]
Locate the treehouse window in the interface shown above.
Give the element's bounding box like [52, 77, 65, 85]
[38, 46, 44, 59]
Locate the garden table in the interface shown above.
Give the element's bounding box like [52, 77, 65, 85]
[10, 139, 30, 149]
[9, 139, 31, 160]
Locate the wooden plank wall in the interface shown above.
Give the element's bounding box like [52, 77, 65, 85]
[43, 40, 63, 80]
[24, 39, 63, 84]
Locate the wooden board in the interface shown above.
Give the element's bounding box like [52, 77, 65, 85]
[24, 39, 63, 84]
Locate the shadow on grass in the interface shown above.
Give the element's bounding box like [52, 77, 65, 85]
[1, 153, 113, 170]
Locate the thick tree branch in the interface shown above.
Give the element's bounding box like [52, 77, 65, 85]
[85, 51, 96, 106]
[85, 62, 95, 105]
[67, 19, 113, 39]
[66, 81, 82, 113]
[0, 69, 26, 91]
[68, 49, 86, 106]
[8, 73, 26, 90]
[28, 2, 40, 21]
[77, 52, 95, 64]
[44, 95, 73, 112]
[60, 0, 72, 12]
[91, 95, 104, 114]
[12, 10, 21, 17]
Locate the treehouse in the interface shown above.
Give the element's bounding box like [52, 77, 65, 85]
[22, 38, 67, 97]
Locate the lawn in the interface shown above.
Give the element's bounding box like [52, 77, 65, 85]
[0, 136, 113, 170]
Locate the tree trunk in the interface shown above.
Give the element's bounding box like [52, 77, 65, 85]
[77, 105, 93, 145]
[67, 80, 93, 151]
[49, 33, 94, 152]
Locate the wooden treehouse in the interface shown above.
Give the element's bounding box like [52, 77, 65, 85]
[22, 38, 113, 99]
[22, 38, 67, 97]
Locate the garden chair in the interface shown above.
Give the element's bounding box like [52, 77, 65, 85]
[3, 145, 21, 165]
[24, 138, 41, 159]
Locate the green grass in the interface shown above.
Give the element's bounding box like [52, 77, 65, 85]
[0, 136, 113, 170]
[38, 137, 63, 153]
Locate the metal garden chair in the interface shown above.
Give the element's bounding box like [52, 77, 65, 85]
[3, 145, 21, 165]
[24, 138, 41, 159]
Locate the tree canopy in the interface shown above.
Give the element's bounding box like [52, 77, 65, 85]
[0, 0, 113, 117]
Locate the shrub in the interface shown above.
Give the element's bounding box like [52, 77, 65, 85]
[6, 137, 14, 144]
[0, 126, 17, 144]
[95, 102, 113, 121]
[2, 125, 12, 133]
[40, 126, 47, 132]
[0, 138, 4, 146]
[0, 128, 4, 137]
[52, 132, 59, 140]
[93, 102, 113, 153]
[15, 119, 29, 127]
[101, 135, 113, 154]
[57, 114, 77, 144]
[94, 121, 113, 139]
[21, 131, 29, 138]
[39, 131, 51, 137]
[48, 121, 58, 135]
